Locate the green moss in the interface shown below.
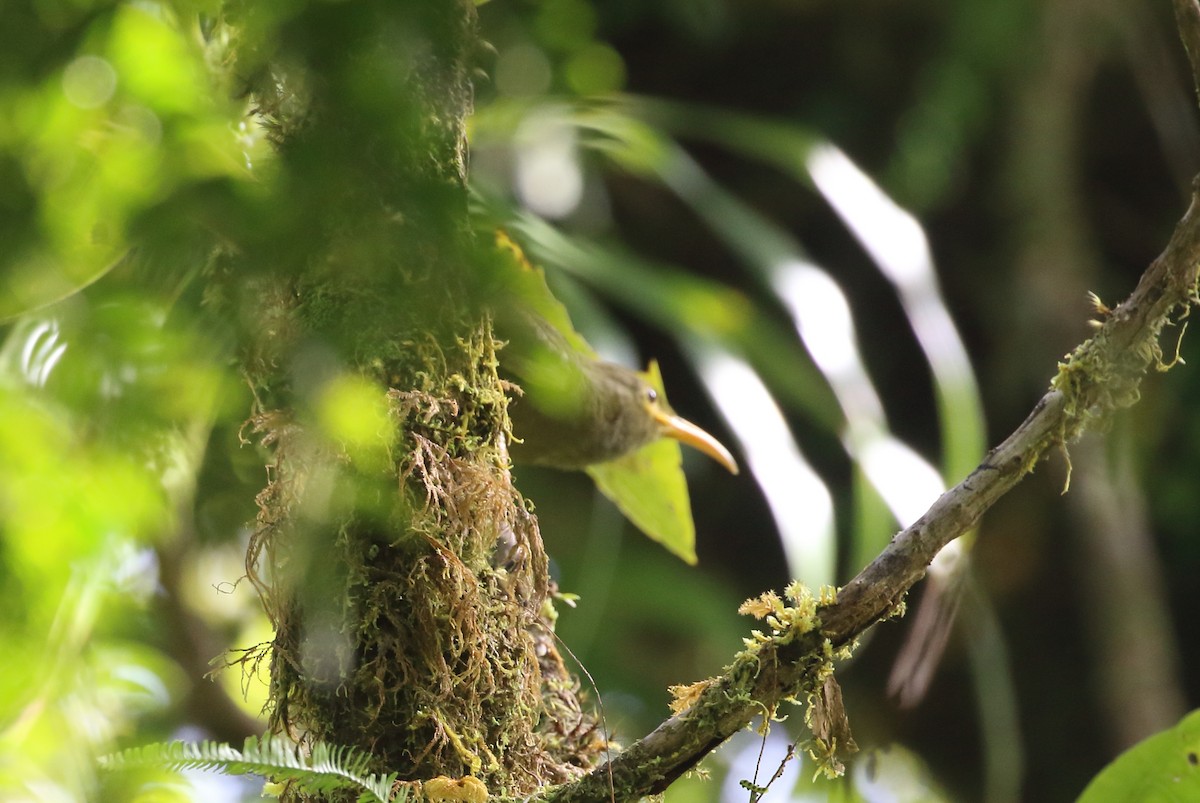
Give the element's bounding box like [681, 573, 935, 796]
[239, 286, 604, 796]
[1049, 293, 1194, 488]
[723, 583, 859, 779]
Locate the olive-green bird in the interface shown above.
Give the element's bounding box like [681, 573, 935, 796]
[492, 230, 737, 563]
[504, 314, 738, 475]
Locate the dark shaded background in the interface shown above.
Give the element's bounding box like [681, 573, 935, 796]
[473, 0, 1200, 800]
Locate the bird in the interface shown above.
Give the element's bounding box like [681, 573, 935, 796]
[504, 330, 739, 475]
[488, 229, 737, 563]
[491, 230, 738, 476]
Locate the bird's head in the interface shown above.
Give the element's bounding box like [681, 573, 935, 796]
[582, 360, 739, 475]
[609, 362, 739, 475]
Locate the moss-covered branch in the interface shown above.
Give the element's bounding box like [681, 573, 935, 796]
[535, 99, 1200, 803]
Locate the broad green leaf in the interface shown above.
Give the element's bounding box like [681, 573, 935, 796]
[494, 229, 596, 360]
[586, 361, 697, 565]
[1078, 709, 1200, 802]
[492, 229, 593, 419]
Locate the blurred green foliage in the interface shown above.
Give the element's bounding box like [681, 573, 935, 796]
[0, 1, 250, 319]
[0, 2, 254, 798]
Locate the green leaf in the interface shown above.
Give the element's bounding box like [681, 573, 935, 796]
[1077, 709, 1200, 802]
[586, 361, 698, 565]
[495, 230, 596, 361]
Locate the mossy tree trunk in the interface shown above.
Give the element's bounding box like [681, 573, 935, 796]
[214, 2, 602, 795]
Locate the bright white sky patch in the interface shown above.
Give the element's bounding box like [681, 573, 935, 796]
[19, 320, 67, 388]
[806, 143, 979, 403]
[858, 434, 946, 528]
[772, 260, 946, 528]
[807, 143, 931, 288]
[515, 113, 584, 219]
[773, 260, 884, 423]
[690, 345, 835, 587]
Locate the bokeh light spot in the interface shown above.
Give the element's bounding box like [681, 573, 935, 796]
[62, 56, 117, 110]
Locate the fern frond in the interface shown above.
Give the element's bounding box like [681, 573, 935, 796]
[99, 734, 403, 803]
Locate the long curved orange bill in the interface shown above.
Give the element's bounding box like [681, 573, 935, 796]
[651, 409, 739, 475]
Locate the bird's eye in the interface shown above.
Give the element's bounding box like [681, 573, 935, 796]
[645, 387, 658, 403]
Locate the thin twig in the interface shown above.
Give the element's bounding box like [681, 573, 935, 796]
[746, 742, 795, 803]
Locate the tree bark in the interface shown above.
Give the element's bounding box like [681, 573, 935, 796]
[219, 2, 602, 796]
